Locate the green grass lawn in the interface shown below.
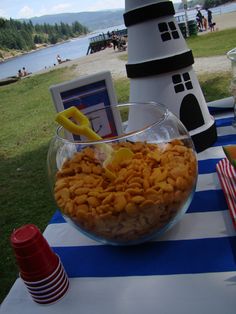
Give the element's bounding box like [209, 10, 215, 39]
[186, 28, 236, 58]
[0, 28, 234, 302]
[0, 68, 74, 302]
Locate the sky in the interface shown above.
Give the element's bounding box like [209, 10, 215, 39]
[0, 0, 124, 19]
[0, 0, 179, 19]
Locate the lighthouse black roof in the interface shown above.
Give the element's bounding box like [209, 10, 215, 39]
[124, 1, 175, 27]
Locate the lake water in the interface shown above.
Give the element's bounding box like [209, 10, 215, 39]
[0, 36, 90, 79]
[0, 2, 235, 80]
[0, 24, 125, 80]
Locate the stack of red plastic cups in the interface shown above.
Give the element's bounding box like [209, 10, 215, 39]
[10, 224, 69, 305]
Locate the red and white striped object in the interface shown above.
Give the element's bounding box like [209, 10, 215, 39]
[216, 158, 236, 229]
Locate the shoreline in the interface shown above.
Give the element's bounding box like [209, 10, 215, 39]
[0, 33, 89, 63]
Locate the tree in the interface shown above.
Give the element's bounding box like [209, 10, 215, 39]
[0, 18, 6, 28]
[0, 17, 88, 52]
[48, 33, 58, 44]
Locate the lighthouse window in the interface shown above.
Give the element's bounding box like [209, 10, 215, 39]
[168, 22, 176, 30]
[183, 72, 193, 90]
[174, 84, 185, 93]
[158, 21, 180, 42]
[172, 74, 182, 84]
[172, 72, 193, 93]
[161, 32, 171, 41]
[158, 23, 168, 32]
[172, 31, 180, 39]
[183, 72, 190, 81]
[185, 81, 193, 90]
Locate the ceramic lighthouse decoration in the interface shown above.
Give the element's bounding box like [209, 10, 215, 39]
[123, 0, 217, 152]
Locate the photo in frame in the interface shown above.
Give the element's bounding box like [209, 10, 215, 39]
[49, 71, 122, 140]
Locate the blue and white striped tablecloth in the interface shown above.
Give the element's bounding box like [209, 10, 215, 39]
[1, 112, 236, 314]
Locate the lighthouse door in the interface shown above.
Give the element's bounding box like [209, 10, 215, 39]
[179, 94, 204, 131]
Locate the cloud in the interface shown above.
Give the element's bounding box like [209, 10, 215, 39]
[87, 0, 124, 11]
[18, 6, 34, 18]
[37, 3, 72, 16]
[0, 9, 7, 18]
[51, 3, 72, 13]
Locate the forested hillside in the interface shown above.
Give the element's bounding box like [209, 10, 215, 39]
[0, 18, 88, 53]
[25, 10, 125, 31]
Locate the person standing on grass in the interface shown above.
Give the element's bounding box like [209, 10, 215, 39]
[203, 16, 207, 31]
[111, 32, 118, 50]
[206, 9, 214, 31]
[196, 9, 203, 31]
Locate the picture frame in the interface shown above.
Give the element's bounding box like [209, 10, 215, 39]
[49, 71, 122, 139]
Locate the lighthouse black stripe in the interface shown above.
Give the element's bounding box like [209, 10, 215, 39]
[124, 2, 175, 27]
[126, 51, 194, 78]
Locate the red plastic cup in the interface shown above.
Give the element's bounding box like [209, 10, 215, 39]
[21, 256, 70, 305]
[11, 224, 70, 304]
[32, 279, 70, 305]
[22, 258, 62, 289]
[11, 225, 47, 256]
[10, 224, 58, 282]
[15, 246, 57, 272]
[20, 255, 61, 285]
[29, 273, 67, 298]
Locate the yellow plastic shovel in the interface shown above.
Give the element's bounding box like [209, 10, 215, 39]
[55, 106, 134, 180]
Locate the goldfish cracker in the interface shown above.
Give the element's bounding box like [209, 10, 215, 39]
[54, 140, 197, 242]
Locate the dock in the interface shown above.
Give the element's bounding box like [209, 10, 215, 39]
[86, 29, 128, 55]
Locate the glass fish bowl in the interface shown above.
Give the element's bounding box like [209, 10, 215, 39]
[47, 102, 198, 245]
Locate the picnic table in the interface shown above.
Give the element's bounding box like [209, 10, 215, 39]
[1, 102, 236, 314]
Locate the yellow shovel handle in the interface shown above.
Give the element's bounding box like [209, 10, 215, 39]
[55, 106, 102, 141]
[55, 106, 134, 181]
